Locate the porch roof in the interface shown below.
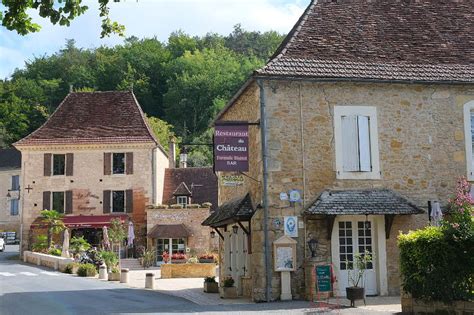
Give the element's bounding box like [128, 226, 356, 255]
[304, 189, 424, 216]
[30, 214, 129, 229]
[202, 193, 254, 227]
[147, 224, 191, 239]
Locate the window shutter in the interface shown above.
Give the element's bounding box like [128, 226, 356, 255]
[65, 190, 73, 214]
[126, 189, 133, 213]
[44, 154, 52, 176]
[126, 152, 134, 175]
[43, 191, 51, 210]
[357, 116, 372, 172]
[66, 153, 74, 176]
[341, 116, 360, 172]
[103, 190, 111, 213]
[104, 153, 111, 175]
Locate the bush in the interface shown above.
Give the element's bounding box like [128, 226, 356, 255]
[48, 248, 62, 256]
[77, 263, 97, 277]
[398, 226, 474, 302]
[32, 235, 48, 253]
[99, 251, 118, 271]
[204, 276, 216, 283]
[64, 262, 79, 274]
[141, 249, 156, 269]
[223, 276, 234, 287]
[70, 236, 91, 258]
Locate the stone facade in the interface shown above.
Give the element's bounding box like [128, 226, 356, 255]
[17, 143, 167, 251]
[146, 205, 217, 257]
[216, 80, 474, 301]
[0, 169, 21, 234]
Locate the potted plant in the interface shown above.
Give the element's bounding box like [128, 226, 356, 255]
[220, 276, 237, 299]
[203, 276, 218, 293]
[171, 253, 187, 264]
[108, 267, 121, 281]
[346, 250, 372, 307]
[198, 253, 216, 264]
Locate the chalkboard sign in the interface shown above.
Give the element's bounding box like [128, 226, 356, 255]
[316, 265, 332, 292]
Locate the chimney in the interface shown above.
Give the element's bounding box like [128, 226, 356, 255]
[179, 147, 188, 168]
[169, 136, 176, 168]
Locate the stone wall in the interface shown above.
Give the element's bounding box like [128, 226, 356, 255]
[401, 293, 474, 314]
[0, 169, 21, 234]
[146, 206, 217, 255]
[18, 143, 167, 251]
[217, 79, 474, 301]
[160, 263, 216, 278]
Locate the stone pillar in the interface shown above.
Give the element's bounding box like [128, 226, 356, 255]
[145, 273, 155, 289]
[99, 264, 108, 280]
[120, 268, 129, 283]
[280, 271, 292, 300]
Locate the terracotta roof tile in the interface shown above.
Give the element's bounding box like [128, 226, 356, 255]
[15, 91, 158, 146]
[257, 0, 474, 82]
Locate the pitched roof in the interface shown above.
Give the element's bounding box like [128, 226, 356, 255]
[304, 189, 424, 216]
[173, 182, 192, 196]
[202, 193, 254, 227]
[0, 148, 21, 170]
[147, 224, 191, 239]
[256, 0, 474, 83]
[14, 91, 158, 146]
[163, 167, 218, 210]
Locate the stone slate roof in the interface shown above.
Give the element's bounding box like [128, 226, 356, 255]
[147, 224, 191, 239]
[173, 182, 192, 196]
[0, 148, 21, 170]
[163, 167, 218, 211]
[256, 0, 474, 83]
[305, 189, 423, 215]
[202, 193, 254, 227]
[14, 91, 158, 146]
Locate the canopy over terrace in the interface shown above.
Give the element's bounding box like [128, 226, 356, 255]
[304, 189, 424, 239]
[31, 214, 129, 229]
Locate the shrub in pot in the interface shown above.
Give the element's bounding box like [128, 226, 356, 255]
[77, 263, 97, 277]
[220, 276, 237, 299]
[204, 276, 218, 293]
[346, 250, 372, 307]
[108, 267, 121, 281]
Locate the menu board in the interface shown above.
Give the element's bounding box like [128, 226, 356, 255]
[316, 265, 332, 292]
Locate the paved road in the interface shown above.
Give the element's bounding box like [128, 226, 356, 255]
[0, 246, 400, 315]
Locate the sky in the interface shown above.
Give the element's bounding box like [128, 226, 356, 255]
[0, 0, 308, 78]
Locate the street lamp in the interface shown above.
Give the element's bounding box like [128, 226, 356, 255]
[232, 225, 238, 234]
[307, 237, 318, 258]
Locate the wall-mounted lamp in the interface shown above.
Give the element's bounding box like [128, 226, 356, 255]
[307, 238, 318, 258]
[210, 230, 216, 239]
[364, 214, 370, 230]
[232, 225, 238, 234]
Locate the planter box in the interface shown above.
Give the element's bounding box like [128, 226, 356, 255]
[108, 272, 120, 281]
[204, 282, 219, 293]
[199, 259, 215, 264]
[346, 287, 365, 307]
[171, 259, 187, 264]
[161, 263, 216, 278]
[220, 286, 238, 299]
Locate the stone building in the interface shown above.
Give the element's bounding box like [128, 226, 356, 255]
[0, 148, 21, 238]
[204, 0, 474, 301]
[14, 91, 168, 252]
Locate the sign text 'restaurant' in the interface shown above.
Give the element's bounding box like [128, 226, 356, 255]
[214, 124, 249, 172]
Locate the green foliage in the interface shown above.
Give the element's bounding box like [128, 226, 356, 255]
[99, 251, 118, 271]
[146, 115, 178, 149]
[64, 262, 79, 274]
[204, 276, 216, 283]
[32, 235, 48, 253]
[48, 248, 62, 256]
[187, 257, 199, 264]
[77, 263, 97, 277]
[1, 0, 123, 38]
[140, 249, 156, 269]
[108, 218, 126, 244]
[223, 276, 235, 288]
[346, 250, 372, 288]
[69, 236, 91, 258]
[40, 210, 65, 248]
[398, 225, 474, 302]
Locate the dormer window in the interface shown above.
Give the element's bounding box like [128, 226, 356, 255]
[177, 196, 188, 206]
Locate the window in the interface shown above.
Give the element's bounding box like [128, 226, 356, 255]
[53, 154, 66, 175]
[10, 199, 19, 216]
[176, 196, 188, 206]
[11, 175, 19, 190]
[112, 153, 125, 174]
[112, 190, 125, 212]
[463, 101, 474, 180]
[334, 106, 380, 179]
[52, 191, 65, 213]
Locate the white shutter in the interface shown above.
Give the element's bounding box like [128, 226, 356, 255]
[341, 116, 360, 172]
[358, 116, 372, 172]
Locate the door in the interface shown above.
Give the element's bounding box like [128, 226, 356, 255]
[156, 238, 186, 264]
[332, 217, 377, 296]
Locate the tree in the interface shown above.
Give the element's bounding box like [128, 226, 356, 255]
[108, 218, 126, 245]
[1, 0, 125, 38]
[40, 210, 65, 248]
[146, 115, 179, 149]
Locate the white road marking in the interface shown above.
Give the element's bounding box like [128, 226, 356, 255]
[19, 272, 38, 276]
[40, 271, 60, 276]
[0, 272, 15, 277]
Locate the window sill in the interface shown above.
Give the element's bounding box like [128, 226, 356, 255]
[336, 171, 381, 180]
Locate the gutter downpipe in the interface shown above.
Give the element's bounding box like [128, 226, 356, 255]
[257, 79, 272, 302]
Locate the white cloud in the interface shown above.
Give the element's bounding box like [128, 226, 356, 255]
[0, 0, 308, 78]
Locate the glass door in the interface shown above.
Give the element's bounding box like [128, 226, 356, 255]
[156, 238, 169, 263]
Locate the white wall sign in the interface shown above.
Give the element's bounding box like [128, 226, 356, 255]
[289, 190, 302, 202]
[284, 216, 298, 237]
[279, 192, 288, 201]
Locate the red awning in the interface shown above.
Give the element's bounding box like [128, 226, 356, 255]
[62, 215, 129, 228]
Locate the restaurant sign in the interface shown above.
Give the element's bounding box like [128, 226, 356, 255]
[214, 123, 249, 172]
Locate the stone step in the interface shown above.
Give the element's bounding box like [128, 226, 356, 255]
[120, 259, 143, 270]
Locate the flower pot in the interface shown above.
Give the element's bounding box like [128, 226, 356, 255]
[199, 259, 215, 264]
[108, 272, 121, 281]
[204, 282, 219, 293]
[346, 287, 365, 307]
[220, 286, 238, 299]
[171, 259, 187, 264]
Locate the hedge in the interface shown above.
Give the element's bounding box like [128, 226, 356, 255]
[398, 226, 474, 303]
